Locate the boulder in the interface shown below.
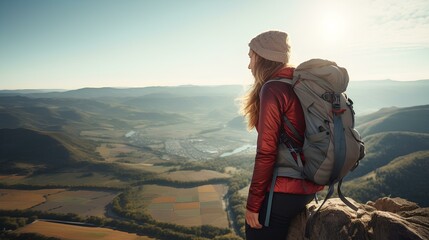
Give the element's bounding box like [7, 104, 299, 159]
[287, 197, 429, 240]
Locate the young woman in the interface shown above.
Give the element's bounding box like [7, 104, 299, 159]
[241, 30, 323, 240]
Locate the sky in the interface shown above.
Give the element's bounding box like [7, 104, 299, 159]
[1, 0, 429, 90]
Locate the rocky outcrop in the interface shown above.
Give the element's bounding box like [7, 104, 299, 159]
[287, 197, 429, 240]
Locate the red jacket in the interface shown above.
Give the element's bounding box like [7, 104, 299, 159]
[246, 67, 324, 213]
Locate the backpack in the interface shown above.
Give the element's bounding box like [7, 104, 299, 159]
[263, 59, 366, 228]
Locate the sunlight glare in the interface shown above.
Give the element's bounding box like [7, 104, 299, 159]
[321, 13, 346, 43]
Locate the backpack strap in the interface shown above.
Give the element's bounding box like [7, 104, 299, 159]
[305, 179, 359, 237]
[331, 93, 347, 182]
[338, 179, 358, 211]
[282, 115, 304, 145]
[264, 167, 279, 227]
[264, 100, 306, 227]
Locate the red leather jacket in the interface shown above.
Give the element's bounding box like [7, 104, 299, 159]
[246, 67, 324, 213]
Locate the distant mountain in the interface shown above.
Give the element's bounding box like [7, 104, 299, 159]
[0, 96, 96, 131]
[344, 150, 429, 207]
[1, 80, 427, 116]
[0, 89, 66, 95]
[356, 105, 429, 137]
[0, 96, 188, 131]
[226, 116, 247, 130]
[347, 80, 429, 115]
[10, 85, 246, 99]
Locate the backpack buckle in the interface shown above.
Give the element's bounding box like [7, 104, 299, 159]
[332, 93, 341, 109]
[332, 108, 346, 115]
[323, 92, 346, 115]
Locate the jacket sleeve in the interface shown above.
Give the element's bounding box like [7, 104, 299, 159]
[246, 83, 283, 213]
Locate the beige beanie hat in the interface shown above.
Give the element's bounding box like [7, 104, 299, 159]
[248, 30, 290, 64]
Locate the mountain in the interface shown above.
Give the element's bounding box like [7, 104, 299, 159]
[347, 79, 429, 115]
[2, 80, 427, 115]
[226, 116, 247, 130]
[344, 150, 429, 207]
[0, 95, 189, 131]
[10, 85, 245, 99]
[0, 128, 101, 174]
[343, 104, 429, 206]
[346, 104, 429, 180]
[346, 132, 429, 180]
[0, 128, 71, 164]
[356, 105, 429, 137]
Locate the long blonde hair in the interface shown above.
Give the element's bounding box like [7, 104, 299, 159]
[241, 52, 285, 130]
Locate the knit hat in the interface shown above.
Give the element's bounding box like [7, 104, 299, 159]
[248, 30, 290, 64]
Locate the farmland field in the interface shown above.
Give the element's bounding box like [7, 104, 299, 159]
[32, 190, 119, 217]
[0, 189, 65, 210]
[16, 220, 155, 240]
[159, 170, 230, 182]
[0, 174, 27, 185]
[11, 172, 128, 188]
[96, 143, 161, 163]
[140, 184, 228, 228]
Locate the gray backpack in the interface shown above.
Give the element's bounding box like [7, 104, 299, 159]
[264, 59, 366, 227]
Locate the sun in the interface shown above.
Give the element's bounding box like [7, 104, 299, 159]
[320, 13, 347, 43]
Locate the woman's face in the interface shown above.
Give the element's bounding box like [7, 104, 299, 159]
[248, 49, 257, 76]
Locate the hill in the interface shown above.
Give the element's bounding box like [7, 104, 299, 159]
[11, 85, 245, 99]
[0, 96, 189, 132]
[344, 150, 429, 207]
[356, 105, 429, 137]
[226, 116, 247, 130]
[346, 132, 429, 180]
[2, 80, 428, 116]
[347, 79, 429, 115]
[0, 128, 75, 174]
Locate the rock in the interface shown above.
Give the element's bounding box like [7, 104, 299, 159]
[286, 197, 429, 240]
[368, 197, 420, 213]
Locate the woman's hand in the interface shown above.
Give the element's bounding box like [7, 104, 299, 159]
[245, 209, 263, 229]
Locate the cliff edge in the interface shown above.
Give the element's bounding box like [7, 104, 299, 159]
[288, 197, 429, 240]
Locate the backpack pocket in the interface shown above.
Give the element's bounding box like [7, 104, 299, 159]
[348, 127, 366, 160]
[304, 130, 330, 158]
[302, 130, 331, 183]
[275, 143, 302, 171]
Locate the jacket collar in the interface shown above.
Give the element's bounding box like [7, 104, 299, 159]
[271, 67, 294, 79]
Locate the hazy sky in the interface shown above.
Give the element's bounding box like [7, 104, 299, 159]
[1, 0, 428, 90]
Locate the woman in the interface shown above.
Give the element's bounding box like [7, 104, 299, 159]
[242, 30, 323, 240]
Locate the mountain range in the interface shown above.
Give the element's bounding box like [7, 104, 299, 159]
[1, 80, 429, 207]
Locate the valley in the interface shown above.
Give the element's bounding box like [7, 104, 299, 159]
[1, 81, 429, 240]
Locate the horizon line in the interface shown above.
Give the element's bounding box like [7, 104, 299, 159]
[1, 78, 428, 91]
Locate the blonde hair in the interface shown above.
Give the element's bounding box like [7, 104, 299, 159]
[240, 52, 285, 130]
